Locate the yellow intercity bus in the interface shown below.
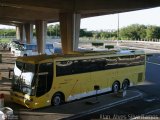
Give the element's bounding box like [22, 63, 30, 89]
[11, 50, 146, 109]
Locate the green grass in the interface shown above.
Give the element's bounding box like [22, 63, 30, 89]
[0, 38, 11, 43]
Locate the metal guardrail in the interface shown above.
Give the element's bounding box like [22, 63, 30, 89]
[0, 36, 16, 39]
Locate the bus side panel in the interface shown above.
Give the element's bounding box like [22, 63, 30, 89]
[34, 65, 145, 107]
[53, 73, 92, 102]
[91, 70, 115, 93]
[114, 65, 145, 86]
[91, 65, 145, 94]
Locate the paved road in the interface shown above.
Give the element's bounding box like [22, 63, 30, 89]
[72, 53, 160, 120]
[146, 53, 160, 83]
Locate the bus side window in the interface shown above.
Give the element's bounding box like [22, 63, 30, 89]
[89, 58, 106, 71]
[56, 58, 107, 76]
[136, 55, 145, 65]
[106, 57, 118, 69]
[72, 60, 84, 74]
[117, 56, 130, 67]
[75, 59, 97, 73]
[75, 58, 106, 73]
[36, 63, 53, 97]
[81, 59, 91, 72]
[130, 55, 145, 66]
[56, 61, 73, 76]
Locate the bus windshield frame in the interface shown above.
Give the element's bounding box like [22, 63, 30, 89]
[12, 61, 37, 96]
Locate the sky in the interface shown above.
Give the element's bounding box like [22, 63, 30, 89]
[81, 7, 160, 31]
[0, 7, 160, 31]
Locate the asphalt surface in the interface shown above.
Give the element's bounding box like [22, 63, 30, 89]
[8, 90, 142, 120]
[71, 53, 160, 120]
[146, 53, 160, 83]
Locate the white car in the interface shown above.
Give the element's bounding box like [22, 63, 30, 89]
[14, 44, 54, 56]
[9, 41, 23, 54]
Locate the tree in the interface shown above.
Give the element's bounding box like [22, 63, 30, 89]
[1, 24, 160, 41]
[93, 32, 99, 39]
[47, 24, 60, 37]
[119, 24, 147, 40]
[80, 29, 93, 37]
[146, 25, 160, 40]
[99, 31, 110, 39]
[0, 29, 16, 36]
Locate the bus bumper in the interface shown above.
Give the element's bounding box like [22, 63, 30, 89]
[10, 91, 38, 109]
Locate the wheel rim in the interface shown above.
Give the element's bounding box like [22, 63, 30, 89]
[123, 82, 128, 90]
[113, 83, 119, 93]
[53, 96, 61, 106]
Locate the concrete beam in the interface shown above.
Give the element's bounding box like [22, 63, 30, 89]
[1, 0, 160, 15]
[0, 7, 59, 22]
[73, 14, 81, 51]
[0, 0, 74, 11]
[0, 17, 26, 24]
[35, 20, 47, 54]
[19, 25, 26, 43]
[25, 23, 33, 44]
[0, 21, 19, 26]
[1, 0, 160, 26]
[75, 0, 160, 13]
[16, 26, 20, 40]
[59, 13, 81, 54]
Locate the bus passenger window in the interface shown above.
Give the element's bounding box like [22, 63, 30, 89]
[72, 60, 84, 74]
[117, 56, 130, 67]
[130, 55, 145, 66]
[89, 58, 106, 71]
[81, 59, 91, 72]
[106, 57, 118, 69]
[56, 61, 73, 76]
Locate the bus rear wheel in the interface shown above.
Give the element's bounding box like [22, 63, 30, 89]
[122, 80, 129, 90]
[112, 81, 120, 93]
[51, 93, 63, 106]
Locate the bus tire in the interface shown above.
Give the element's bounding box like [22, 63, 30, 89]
[51, 93, 63, 106]
[112, 81, 120, 93]
[122, 79, 130, 90]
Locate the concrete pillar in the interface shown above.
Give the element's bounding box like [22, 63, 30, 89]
[19, 25, 26, 43]
[59, 13, 81, 54]
[16, 26, 20, 40]
[35, 20, 47, 54]
[25, 23, 33, 44]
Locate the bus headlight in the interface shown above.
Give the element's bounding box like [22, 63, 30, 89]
[24, 94, 33, 102]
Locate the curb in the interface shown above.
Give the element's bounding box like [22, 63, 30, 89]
[67, 90, 143, 120]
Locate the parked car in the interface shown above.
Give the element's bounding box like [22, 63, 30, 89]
[14, 43, 55, 56]
[9, 40, 24, 54]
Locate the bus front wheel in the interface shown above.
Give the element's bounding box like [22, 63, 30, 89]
[112, 81, 120, 93]
[51, 93, 63, 106]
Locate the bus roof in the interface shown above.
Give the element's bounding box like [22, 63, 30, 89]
[16, 49, 145, 64]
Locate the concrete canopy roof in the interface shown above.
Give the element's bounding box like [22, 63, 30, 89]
[0, 0, 160, 26]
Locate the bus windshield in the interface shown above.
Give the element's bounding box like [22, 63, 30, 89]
[12, 61, 37, 95]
